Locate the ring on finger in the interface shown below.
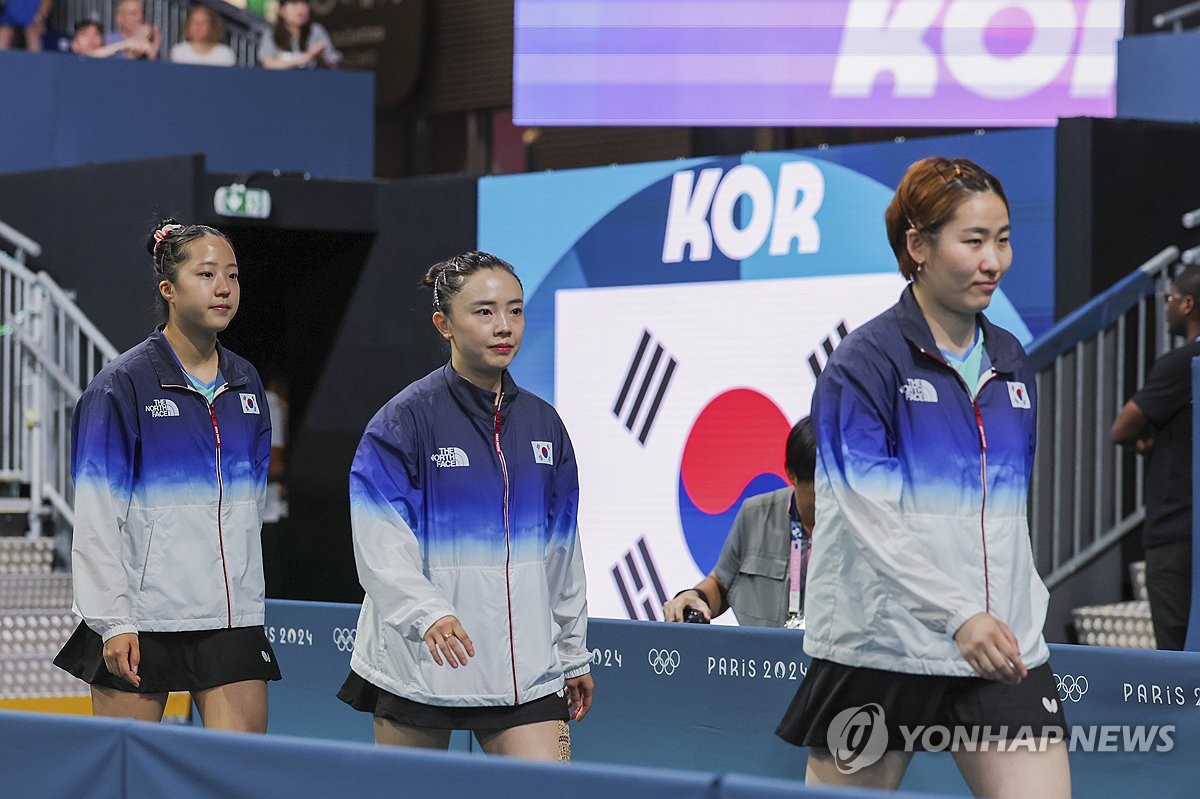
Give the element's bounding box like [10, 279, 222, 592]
[442, 631, 454, 640]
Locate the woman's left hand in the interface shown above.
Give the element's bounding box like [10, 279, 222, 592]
[565, 673, 594, 721]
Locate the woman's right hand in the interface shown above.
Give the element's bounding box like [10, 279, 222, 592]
[663, 590, 710, 622]
[424, 615, 475, 668]
[953, 612, 1027, 684]
[102, 632, 142, 688]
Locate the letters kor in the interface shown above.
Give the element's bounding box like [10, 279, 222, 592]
[833, 0, 1120, 101]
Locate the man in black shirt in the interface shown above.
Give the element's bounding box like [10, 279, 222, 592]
[1112, 266, 1200, 650]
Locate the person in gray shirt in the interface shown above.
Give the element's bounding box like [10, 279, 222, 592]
[259, 0, 341, 70]
[663, 417, 815, 628]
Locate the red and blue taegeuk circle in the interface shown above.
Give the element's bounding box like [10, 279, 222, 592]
[677, 389, 792, 573]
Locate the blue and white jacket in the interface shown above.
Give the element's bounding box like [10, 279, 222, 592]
[71, 330, 271, 642]
[348, 364, 590, 707]
[803, 287, 1050, 675]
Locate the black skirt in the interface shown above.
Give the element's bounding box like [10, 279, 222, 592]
[53, 622, 282, 693]
[337, 670, 569, 731]
[777, 658, 1067, 751]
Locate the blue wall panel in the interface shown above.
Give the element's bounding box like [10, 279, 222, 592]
[1117, 30, 1200, 124]
[0, 50, 373, 179]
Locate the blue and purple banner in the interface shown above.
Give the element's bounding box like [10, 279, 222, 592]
[515, 0, 1124, 126]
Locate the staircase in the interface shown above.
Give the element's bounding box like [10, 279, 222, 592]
[1071, 561, 1156, 649]
[0, 539, 84, 703]
[0, 222, 108, 711]
[1, 220, 117, 543]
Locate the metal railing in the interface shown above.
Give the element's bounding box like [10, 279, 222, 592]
[1153, 1, 1200, 31]
[1027, 246, 1180, 589]
[52, 0, 270, 67]
[0, 226, 118, 539]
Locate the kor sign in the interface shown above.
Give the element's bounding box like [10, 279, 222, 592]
[513, 0, 1124, 126]
[834, 0, 1120, 101]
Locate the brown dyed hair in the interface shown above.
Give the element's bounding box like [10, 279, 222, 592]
[885, 157, 1009, 280]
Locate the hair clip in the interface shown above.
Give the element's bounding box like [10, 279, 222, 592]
[152, 223, 185, 253]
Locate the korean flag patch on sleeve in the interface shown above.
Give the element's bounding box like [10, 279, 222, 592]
[532, 441, 553, 465]
[1007, 382, 1031, 409]
[240, 393, 261, 414]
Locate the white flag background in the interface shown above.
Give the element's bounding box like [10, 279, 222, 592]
[556, 272, 909, 622]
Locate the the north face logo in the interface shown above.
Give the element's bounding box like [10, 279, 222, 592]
[900, 378, 938, 403]
[145, 398, 180, 417]
[431, 447, 470, 468]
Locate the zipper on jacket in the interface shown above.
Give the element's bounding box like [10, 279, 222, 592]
[494, 392, 519, 704]
[168, 379, 235, 629]
[919, 350, 995, 614]
[972, 401, 991, 614]
[208, 392, 234, 628]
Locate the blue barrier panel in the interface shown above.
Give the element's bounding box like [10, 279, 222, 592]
[0, 708, 940, 799]
[0, 710, 124, 799]
[124, 721, 725, 799]
[0, 50, 373, 179]
[718, 772, 943, 799]
[265, 601, 1200, 797]
[1117, 30, 1200, 124]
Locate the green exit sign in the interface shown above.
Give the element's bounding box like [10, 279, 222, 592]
[214, 184, 272, 219]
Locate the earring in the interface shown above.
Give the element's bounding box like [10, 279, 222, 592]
[915, 263, 923, 273]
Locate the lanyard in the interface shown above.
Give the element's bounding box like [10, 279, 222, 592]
[788, 517, 810, 616]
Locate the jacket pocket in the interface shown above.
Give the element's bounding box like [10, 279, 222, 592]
[138, 517, 157, 591]
[738, 553, 786, 580]
[134, 506, 224, 624]
[729, 554, 787, 625]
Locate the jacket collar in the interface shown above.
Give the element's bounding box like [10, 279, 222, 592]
[441, 362, 518, 422]
[147, 328, 250, 390]
[894, 285, 1024, 375]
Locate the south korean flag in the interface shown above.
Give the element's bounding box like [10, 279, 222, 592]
[554, 273, 906, 622]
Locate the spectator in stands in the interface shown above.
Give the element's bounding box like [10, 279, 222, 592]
[53, 220, 279, 731]
[776, 157, 1070, 795]
[105, 0, 160, 60]
[663, 417, 815, 628]
[1111, 265, 1200, 650]
[169, 4, 236, 66]
[0, 0, 52, 51]
[69, 17, 150, 57]
[258, 0, 340, 69]
[337, 251, 591, 760]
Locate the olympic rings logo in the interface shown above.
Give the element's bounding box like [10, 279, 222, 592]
[332, 627, 357, 653]
[1054, 673, 1089, 702]
[647, 648, 681, 676]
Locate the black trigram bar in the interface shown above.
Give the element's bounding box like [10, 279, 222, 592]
[613, 329, 677, 446]
[807, 320, 850, 379]
[610, 535, 668, 620]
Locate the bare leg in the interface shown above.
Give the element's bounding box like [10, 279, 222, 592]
[806, 749, 913, 790]
[91, 686, 168, 722]
[373, 716, 452, 749]
[24, 24, 43, 52]
[953, 739, 1070, 799]
[476, 720, 569, 761]
[192, 680, 269, 733]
